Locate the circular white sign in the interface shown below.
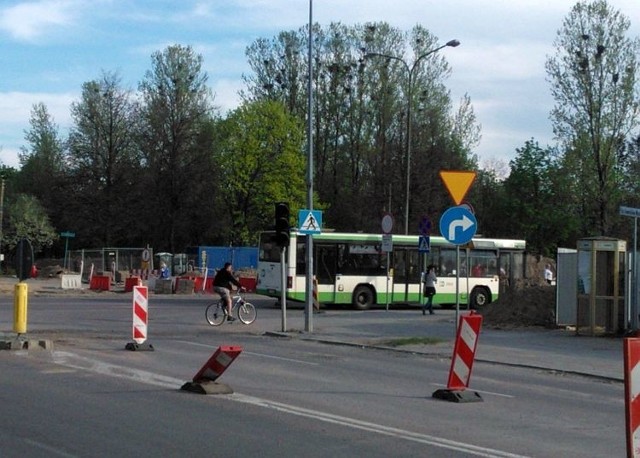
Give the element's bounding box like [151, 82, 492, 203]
[381, 213, 394, 234]
[141, 249, 151, 262]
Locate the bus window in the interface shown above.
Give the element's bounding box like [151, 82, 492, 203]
[469, 250, 498, 277]
[440, 249, 468, 276]
[499, 252, 510, 280]
[393, 251, 407, 283]
[259, 233, 281, 262]
[296, 238, 307, 276]
[407, 249, 421, 284]
[316, 244, 337, 284]
[343, 243, 384, 275]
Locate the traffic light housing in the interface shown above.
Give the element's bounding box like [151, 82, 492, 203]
[274, 202, 290, 248]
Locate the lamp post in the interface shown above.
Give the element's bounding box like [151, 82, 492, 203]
[366, 39, 460, 234]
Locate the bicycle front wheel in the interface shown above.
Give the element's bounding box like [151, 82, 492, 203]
[237, 301, 257, 324]
[205, 302, 226, 326]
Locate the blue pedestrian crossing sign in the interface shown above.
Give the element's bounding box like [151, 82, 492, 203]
[439, 206, 477, 245]
[298, 209, 322, 234]
[418, 235, 430, 253]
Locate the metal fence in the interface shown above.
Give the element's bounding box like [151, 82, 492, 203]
[68, 247, 153, 282]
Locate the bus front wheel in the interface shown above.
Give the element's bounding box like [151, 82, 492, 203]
[353, 285, 375, 310]
[470, 287, 490, 309]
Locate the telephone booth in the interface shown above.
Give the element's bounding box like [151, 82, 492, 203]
[576, 237, 626, 336]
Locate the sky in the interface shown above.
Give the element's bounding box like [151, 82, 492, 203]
[1, 0, 640, 170]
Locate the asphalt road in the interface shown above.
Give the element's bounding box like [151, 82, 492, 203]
[0, 293, 628, 457]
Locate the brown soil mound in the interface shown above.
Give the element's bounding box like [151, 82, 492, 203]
[480, 256, 557, 329]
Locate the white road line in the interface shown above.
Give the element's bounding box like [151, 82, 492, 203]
[232, 393, 529, 458]
[175, 340, 320, 365]
[46, 351, 528, 458]
[23, 438, 79, 458]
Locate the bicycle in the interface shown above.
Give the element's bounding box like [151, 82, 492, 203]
[205, 289, 257, 326]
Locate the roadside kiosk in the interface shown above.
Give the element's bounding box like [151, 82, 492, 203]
[576, 237, 626, 336]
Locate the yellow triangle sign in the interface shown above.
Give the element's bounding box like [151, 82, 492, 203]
[439, 170, 476, 205]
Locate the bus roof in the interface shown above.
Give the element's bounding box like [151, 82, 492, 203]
[261, 230, 526, 250]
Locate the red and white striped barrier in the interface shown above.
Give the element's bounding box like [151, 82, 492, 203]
[625, 337, 640, 457]
[125, 285, 153, 351]
[433, 310, 483, 402]
[181, 345, 243, 394]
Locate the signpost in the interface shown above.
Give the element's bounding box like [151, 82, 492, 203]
[439, 170, 477, 332]
[60, 231, 76, 271]
[381, 213, 394, 310]
[621, 206, 639, 331]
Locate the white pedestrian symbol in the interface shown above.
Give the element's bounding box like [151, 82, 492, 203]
[303, 213, 317, 231]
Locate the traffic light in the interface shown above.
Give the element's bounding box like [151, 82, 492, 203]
[274, 202, 290, 248]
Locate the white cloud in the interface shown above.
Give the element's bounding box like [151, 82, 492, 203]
[0, 0, 82, 42]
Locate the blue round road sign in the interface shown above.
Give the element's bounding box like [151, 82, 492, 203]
[439, 206, 477, 245]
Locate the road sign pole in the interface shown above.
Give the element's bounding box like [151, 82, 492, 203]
[455, 246, 460, 334]
[386, 255, 390, 311]
[281, 248, 287, 332]
[633, 217, 638, 331]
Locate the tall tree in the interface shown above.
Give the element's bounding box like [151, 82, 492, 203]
[242, 22, 477, 234]
[501, 140, 580, 256]
[4, 193, 58, 254]
[214, 100, 307, 245]
[67, 71, 141, 247]
[17, 103, 66, 229]
[546, 0, 640, 235]
[138, 45, 217, 252]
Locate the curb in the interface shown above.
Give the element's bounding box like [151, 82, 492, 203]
[263, 331, 623, 383]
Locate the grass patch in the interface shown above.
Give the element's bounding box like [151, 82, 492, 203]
[377, 336, 446, 347]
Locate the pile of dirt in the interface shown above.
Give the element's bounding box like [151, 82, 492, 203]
[480, 257, 557, 329]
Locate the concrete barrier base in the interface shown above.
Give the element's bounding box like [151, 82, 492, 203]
[432, 388, 483, 403]
[125, 342, 154, 351]
[180, 380, 233, 395]
[0, 338, 53, 351]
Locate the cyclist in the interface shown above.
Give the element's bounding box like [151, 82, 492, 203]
[213, 262, 243, 322]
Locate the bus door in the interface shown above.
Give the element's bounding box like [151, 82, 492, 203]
[393, 248, 421, 303]
[315, 244, 338, 304]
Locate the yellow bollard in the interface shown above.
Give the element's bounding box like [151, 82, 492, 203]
[14, 282, 28, 334]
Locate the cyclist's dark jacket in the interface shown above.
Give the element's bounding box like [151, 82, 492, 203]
[213, 268, 241, 290]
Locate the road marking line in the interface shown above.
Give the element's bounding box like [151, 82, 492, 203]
[46, 351, 528, 457]
[23, 438, 79, 458]
[232, 393, 529, 457]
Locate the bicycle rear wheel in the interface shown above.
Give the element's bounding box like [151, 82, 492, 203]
[205, 302, 226, 326]
[237, 301, 257, 324]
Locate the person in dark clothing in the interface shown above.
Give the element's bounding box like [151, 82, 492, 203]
[213, 262, 243, 321]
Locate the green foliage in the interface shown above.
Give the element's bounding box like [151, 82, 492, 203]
[214, 99, 307, 245]
[66, 71, 142, 247]
[137, 45, 218, 252]
[546, 0, 640, 234]
[4, 194, 58, 253]
[502, 141, 573, 255]
[243, 21, 477, 233]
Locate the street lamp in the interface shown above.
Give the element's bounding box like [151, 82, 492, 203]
[366, 39, 460, 234]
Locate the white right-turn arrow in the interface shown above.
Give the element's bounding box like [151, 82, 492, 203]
[449, 215, 475, 240]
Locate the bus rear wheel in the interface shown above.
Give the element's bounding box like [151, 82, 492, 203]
[470, 287, 490, 309]
[353, 285, 375, 310]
